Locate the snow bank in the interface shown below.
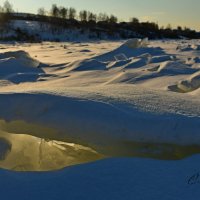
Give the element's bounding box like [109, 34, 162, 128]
[150, 55, 174, 63]
[157, 61, 196, 75]
[177, 44, 200, 52]
[0, 90, 199, 160]
[94, 39, 164, 62]
[0, 51, 40, 68]
[169, 71, 200, 93]
[69, 59, 107, 71]
[186, 57, 200, 65]
[124, 38, 149, 48]
[0, 51, 44, 83]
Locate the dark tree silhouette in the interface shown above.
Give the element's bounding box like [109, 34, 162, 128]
[68, 7, 76, 19]
[109, 15, 118, 23]
[79, 10, 87, 21]
[88, 12, 97, 22]
[51, 4, 59, 18]
[59, 7, 68, 19]
[38, 7, 46, 16]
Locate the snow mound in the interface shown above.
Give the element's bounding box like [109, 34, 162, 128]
[0, 51, 44, 83]
[177, 44, 200, 52]
[69, 59, 107, 71]
[106, 72, 138, 84]
[107, 59, 131, 69]
[185, 57, 200, 65]
[94, 39, 164, 62]
[150, 55, 174, 63]
[191, 44, 200, 51]
[0, 57, 42, 76]
[124, 38, 149, 49]
[124, 57, 150, 69]
[5, 73, 43, 84]
[109, 54, 151, 70]
[0, 51, 40, 68]
[0, 58, 44, 83]
[169, 71, 200, 93]
[157, 61, 196, 75]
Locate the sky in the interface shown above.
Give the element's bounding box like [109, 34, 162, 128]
[2, 0, 200, 30]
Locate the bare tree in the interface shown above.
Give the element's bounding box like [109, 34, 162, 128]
[130, 17, 139, 24]
[3, 1, 13, 13]
[0, 1, 13, 33]
[68, 7, 76, 19]
[59, 7, 68, 19]
[88, 12, 97, 22]
[38, 7, 46, 16]
[166, 24, 172, 30]
[0, 5, 4, 13]
[109, 15, 118, 23]
[51, 4, 59, 18]
[177, 26, 182, 31]
[98, 13, 109, 22]
[79, 10, 87, 21]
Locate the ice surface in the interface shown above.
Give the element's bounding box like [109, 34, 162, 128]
[0, 123, 103, 171]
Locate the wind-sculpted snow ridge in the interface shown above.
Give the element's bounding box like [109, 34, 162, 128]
[169, 71, 200, 93]
[68, 59, 107, 71]
[0, 89, 199, 163]
[93, 38, 165, 62]
[0, 39, 200, 172]
[177, 44, 200, 52]
[0, 51, 40, 68]
[0, 51, 45, 84]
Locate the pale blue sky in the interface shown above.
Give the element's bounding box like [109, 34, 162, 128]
[3, 0, 200, 30]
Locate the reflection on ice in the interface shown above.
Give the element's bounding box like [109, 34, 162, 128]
[0, 129, 104, 172]
[1, 117, 200, 172]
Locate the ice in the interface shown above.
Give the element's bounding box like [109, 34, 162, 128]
[125, 38, 149, 49]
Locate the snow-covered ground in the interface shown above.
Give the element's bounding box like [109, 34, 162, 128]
[0, 39, 200, 199]
[7, 20, 123, 41]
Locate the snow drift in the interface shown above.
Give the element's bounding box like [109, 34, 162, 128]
[0, 51, 44, 83]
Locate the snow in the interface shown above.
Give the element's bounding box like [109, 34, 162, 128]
[169, 71, 200, 93]
[0, 39, 200, 198]
[1, 156, 200, 200]
[11, 20, 115, 41]
[0, 51, 43, 83]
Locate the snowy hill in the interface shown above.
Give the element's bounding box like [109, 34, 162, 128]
[0, 12, 199, 42]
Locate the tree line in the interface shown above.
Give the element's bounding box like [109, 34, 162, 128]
[38, 4, 118, 23]
[35, 4, 200, 39]
[0, 1, 199, 41]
